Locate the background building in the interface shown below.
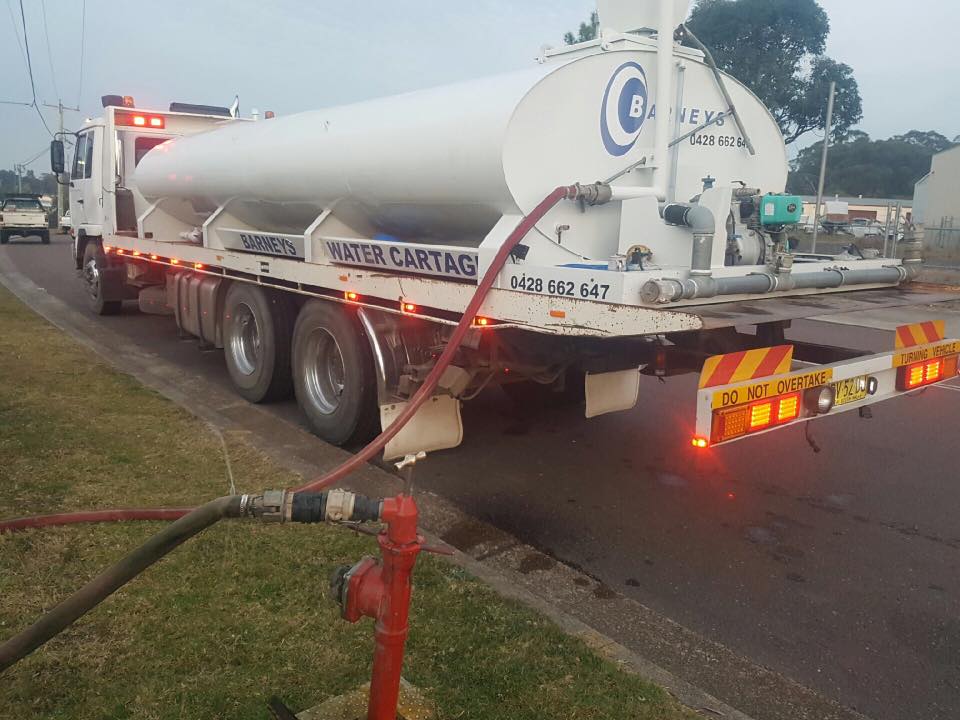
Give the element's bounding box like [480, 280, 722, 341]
[914, 146, 960, 265]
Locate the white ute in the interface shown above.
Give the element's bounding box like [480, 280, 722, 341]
[0, 195, 50, 245]
[49, 0, 960, 457]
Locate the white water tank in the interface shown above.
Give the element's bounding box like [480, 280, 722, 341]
[136, 41, 787, 261]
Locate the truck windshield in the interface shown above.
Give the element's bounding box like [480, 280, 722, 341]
[2, 198, 43, 211]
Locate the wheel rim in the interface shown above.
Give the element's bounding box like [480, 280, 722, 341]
[302, 327, 346, 415]
[83, 257, 101, 301]
[229, 302, 261, 377]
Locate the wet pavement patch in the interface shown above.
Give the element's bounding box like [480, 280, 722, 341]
[517, 552, 556, 574]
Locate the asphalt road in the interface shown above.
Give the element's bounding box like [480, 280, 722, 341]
[5, 235, 960, 720]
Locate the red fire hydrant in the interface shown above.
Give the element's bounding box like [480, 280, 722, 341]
[330, 455, 425, 720]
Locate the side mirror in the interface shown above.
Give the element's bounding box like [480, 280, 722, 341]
[50, 140, 65, 175]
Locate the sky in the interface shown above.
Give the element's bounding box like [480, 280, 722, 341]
[1, 0, 958, 171]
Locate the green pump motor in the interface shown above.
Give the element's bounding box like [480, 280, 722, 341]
[760, 194, 803, 226]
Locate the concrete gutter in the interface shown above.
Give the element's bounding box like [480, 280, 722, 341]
[0, 256, 869, 720]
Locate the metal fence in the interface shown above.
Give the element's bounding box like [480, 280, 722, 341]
[921, 219, 960, 268]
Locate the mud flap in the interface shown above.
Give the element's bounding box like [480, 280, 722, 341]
[381, 394, 463, 461]
[584, 368, 641, 419]
[99, 265, 126, 302]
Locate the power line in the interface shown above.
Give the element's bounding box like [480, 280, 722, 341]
[15, 0, 55, 137]
[19, 145, 50, 168]
[17, 0, 37, 105]
[40, 0, 60, 100]
[4, 0, 27, 71]
[1, 0, 32, 105]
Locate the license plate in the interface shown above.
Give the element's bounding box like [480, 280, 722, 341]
[834, 376, 870, 406]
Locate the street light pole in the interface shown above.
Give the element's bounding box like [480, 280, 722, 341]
[811, 81, 836, 254]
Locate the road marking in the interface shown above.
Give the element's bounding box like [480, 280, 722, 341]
[933, 383, 960, 393]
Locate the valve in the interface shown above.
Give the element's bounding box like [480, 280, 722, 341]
[327, 452, 429, 720]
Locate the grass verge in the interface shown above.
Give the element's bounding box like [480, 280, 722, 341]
[0, 285, 695, 719]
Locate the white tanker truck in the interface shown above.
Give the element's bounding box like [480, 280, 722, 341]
[50, 0, 960, 457]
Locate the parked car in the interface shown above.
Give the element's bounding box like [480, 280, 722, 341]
[847, 218, 884, 239]
[0, 194, 50, 244]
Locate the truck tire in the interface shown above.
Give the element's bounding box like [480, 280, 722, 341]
[223, 283, 295, 403]
[0, 230, 8, 245]
[292, 300, 379, 446]
[81, 241, 122, 315]
[40, 230, 50, 244]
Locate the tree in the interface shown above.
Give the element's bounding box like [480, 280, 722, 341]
[564, 11, 599, 45]
[685, 0, 862, 144]
[0, 169, 57, 196]
[891, 130, 954, 154]
[787, 131, 956, 198]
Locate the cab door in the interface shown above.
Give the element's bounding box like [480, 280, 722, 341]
[69, 127, 104, 236]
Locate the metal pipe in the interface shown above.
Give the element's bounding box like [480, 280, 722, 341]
[642, 265, 909, 305]
[667, 61, 686, 202]
[652, 0, 676, 193]
[661, 203, 716, 275]
[681, 24, 755, 156]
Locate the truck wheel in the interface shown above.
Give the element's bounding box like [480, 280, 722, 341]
[223, 284, 294, 403]
[292, 301, 379, 446]
[0, 230, 8, 245]
[81, 241, 122, 315]
[40, 230, 50, 244]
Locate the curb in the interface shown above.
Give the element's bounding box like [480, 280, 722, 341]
[0, 254, 870, 720]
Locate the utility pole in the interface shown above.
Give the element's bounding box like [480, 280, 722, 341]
[43, 100, 79, 222]
[15, 163, 24, 192]
[811, 81, 836, 255]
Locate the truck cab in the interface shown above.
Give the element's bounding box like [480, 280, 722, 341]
[59, 95, 240, 269]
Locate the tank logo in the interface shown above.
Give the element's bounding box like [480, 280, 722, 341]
[220, 229, 306, 259]
[600, 61, 648, 157]
[325, 239, 478, 280]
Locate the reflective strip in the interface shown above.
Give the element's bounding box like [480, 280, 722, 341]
[895, 320, 945, 349]
[699, 345, 794, 389]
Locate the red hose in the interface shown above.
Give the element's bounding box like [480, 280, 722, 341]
[293, 184, 579, 492]
[0, 185, 579, 532]
[0, 509, 194, 534]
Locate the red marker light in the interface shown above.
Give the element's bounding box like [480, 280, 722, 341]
[103, 245, 112, 253]
[194, 262, 204, 270]
[898, 355, 955, 390]
[132, 250, 141, 257]
[170, 258, 180, 265]
[117, 112, 165, 129]
[475, 316, 491, 327]
[344, 291, 359, 302]
[116, 248, 125, 255]
[691, 436, 709, 449]
[401, 302, 418, 314]
[150, 254, 159, 260]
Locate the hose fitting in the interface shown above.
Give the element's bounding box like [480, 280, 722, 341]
[291, 490, 383, 524]
[242, 490, 293, 522]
